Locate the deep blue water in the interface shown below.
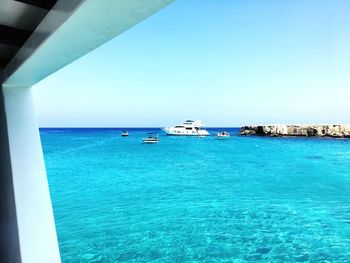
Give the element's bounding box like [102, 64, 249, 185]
[40, 128, 350, 262]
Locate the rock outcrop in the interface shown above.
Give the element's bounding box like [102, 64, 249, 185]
[239, 125, 350, 138]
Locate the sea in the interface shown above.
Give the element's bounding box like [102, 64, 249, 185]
[40, 128, 350, 263]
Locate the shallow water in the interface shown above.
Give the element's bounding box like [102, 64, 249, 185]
[40, 128, 350, 262]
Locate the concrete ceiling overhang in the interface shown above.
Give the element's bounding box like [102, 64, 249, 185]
[0, 0, 174, 87]
[0, 0, 57, 70]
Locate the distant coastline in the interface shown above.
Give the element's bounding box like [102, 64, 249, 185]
[239, 125, 350, 138]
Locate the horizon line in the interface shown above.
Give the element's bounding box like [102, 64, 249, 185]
[38, 126, 241, 129]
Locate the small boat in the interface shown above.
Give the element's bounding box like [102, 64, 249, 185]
[142, 133, 159, 144]
[216, 131, 230, 139]
[121, 130, 129, 137]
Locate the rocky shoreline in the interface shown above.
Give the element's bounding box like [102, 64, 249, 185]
[239, 125, 350, 138]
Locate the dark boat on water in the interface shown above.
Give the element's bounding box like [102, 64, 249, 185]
[142, 133, 159, 144]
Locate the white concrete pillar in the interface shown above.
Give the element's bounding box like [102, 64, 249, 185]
[2, 85, 60, 263]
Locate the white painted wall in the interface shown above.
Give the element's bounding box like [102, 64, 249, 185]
[3, 86, 61, 263]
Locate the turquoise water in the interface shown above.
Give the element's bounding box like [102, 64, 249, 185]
[41, 128, 350, 262]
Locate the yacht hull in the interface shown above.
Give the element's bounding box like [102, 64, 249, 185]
[162, 128, 210, 136]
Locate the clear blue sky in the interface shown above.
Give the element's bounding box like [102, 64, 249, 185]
[33, 0, 350, 127]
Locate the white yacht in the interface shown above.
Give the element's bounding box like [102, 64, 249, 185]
[162, 120, 210, 136]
